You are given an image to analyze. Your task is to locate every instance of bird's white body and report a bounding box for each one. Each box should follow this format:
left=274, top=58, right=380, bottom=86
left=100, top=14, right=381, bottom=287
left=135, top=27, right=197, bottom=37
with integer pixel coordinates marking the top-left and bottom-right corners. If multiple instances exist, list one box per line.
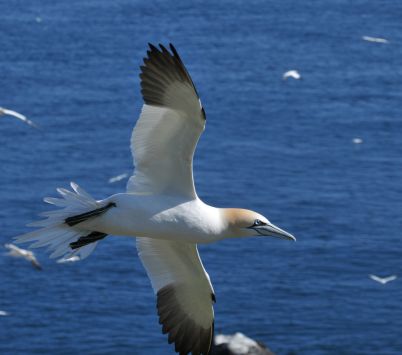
left=84, top=194, right=224, bottom=243
left=14, top=44, right=294, bottom=355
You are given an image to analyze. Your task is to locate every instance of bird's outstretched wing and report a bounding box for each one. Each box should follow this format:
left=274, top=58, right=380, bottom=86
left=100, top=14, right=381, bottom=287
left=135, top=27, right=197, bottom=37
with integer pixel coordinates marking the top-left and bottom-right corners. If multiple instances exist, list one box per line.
left=369, top=274, right=384, bottom=283
left=137, top=238, right=214, bottom=355
left=29, top=257, right=42, bottom=270
left=383, top=275, right=397, bottom=283
left=127, top=43, right=206, bottom=198
left=0, top=107, right=38, bottom=128
left=369, top=274, right=397, bottom=284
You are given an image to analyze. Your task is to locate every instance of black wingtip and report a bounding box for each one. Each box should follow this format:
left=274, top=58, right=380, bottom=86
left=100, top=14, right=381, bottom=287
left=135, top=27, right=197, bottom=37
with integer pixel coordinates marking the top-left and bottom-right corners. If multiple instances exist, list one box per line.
left=158, top=43, right=169, bottom=54
left=169, top=43, right=179, bottom=58
left=140, top=42, right=205, bottom=117
left=148, top=42, right=158, bottom=52
left=70, top=231, right=108, bottom=250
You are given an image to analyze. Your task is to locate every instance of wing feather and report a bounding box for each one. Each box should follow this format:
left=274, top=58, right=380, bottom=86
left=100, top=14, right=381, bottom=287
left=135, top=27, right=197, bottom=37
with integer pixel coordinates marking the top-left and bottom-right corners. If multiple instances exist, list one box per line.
left=127, top=44, right=205, bottom=197
left=137, top=238, right=214, bottom=355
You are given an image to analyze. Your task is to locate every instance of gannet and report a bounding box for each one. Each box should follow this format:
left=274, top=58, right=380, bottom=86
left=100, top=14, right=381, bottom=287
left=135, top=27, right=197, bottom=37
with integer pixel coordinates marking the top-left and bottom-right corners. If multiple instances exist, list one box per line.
left=283, top=70, right=301, bottom=80
left=369, top=274, right=397, bottom=284
left=362, top=36, right=389, bottom=44
left=15, top=43, right=295, bottom=355
left=56, top=255, right=80, bottom=264
left=108, top=172, right=129, bottom=184
left=4, top=243, right=42, bottom=270
left=0, top=107, right=38, bottom=128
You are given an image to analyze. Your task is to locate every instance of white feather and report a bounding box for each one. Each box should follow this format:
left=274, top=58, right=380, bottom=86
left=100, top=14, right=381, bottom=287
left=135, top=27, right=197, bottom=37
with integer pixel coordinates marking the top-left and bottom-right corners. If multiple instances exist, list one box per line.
left=15, top=182, right=101, bottom=260
left=137, top=237, right=214, bottom=328
left=127, top=101, right=204, bottom=197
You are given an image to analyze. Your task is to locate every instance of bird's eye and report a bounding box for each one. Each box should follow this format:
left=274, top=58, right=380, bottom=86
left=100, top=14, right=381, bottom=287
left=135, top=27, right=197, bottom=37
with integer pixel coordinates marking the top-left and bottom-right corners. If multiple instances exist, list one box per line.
left=248, top=219, right=267, bottom=229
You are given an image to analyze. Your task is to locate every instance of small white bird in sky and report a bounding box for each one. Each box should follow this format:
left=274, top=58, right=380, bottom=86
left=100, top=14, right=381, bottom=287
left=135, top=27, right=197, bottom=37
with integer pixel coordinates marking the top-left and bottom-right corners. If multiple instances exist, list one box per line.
left=4, top=243, right=42, bottom=270
left=362, top=36, right=389, bottom=44
left=56, top=255, right=80, bottom=264
left=108, top=172, right=129, bottom=184
left=283, top=70, right=301, bottom=80
left=369, top=274, right=397, bottom=284
left=0, top=107, right=38, bottom=128
left=15, top=43, right=295, bottom=355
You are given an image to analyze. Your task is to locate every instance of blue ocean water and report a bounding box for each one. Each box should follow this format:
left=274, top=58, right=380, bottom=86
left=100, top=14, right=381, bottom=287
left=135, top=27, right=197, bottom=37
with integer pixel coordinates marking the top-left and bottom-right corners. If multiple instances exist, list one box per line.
left=1, top=0, right=402, bottom=354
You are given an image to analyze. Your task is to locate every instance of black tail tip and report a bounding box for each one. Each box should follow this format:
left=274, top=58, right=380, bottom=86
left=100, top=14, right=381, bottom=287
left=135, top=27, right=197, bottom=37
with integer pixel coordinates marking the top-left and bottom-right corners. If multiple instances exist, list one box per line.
left=70, top=232, right=108, bottom=250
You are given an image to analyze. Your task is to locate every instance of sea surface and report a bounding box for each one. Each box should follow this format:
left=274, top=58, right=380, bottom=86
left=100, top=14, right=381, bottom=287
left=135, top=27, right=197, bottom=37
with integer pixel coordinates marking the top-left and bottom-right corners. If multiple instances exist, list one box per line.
left=1, top=1, right=402, bottom=354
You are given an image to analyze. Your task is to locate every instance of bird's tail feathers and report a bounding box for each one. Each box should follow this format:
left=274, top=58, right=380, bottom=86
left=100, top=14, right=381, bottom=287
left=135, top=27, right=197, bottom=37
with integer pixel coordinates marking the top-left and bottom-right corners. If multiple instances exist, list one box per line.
left=14, top=182, right=105, bottom=260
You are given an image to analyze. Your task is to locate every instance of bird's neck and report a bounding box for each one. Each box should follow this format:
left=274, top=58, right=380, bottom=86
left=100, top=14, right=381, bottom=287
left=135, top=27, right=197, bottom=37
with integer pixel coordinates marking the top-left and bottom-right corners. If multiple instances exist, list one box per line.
left=216, top=208, right=255, bottom=239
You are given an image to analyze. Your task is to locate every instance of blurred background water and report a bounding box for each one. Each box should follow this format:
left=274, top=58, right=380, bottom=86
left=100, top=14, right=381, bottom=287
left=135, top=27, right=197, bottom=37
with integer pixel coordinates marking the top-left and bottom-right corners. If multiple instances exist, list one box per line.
left=1, top=0, right=402, bottom=354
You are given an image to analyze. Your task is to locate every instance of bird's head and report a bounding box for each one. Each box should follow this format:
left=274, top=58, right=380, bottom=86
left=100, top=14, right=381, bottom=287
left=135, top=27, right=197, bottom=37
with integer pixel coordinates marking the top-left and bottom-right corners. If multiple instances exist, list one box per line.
left=222, top=208, right=295, bottom=241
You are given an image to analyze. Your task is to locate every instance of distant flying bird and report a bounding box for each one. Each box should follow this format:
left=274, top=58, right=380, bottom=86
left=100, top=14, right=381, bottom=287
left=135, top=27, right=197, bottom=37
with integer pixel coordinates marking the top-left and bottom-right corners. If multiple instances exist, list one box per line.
left=108, top=173, right=129, bottom=184
left=0, top=310, right=9, bottom=316
left=57, top=255, right=80, bottom=264
left=352, top=137, right=363, bottom=144
left=362, top=36, right=389, bottom=44
left=15, top=43, right=295, bottom=355
left=369, top=274, right=397, bottom=284
left=283, top=70, right=301, bottom=80
left=0, top=107, right=38, bottom=128
left=4, top=243, right=42, bottom=270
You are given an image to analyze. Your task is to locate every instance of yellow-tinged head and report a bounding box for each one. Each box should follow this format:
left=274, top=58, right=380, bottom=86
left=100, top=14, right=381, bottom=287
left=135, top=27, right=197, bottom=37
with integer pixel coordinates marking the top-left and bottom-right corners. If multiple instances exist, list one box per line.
left=221, top=208, right=295, bottom=240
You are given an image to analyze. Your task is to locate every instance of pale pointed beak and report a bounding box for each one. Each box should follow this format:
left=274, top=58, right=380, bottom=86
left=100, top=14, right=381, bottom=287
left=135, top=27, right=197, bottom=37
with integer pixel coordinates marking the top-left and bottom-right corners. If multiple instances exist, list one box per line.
left=254, top=222, right=296, bottom=241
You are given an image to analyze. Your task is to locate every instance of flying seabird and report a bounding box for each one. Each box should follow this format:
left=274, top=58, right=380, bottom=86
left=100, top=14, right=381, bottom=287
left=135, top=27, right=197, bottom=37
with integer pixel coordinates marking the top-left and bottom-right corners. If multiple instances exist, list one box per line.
left=108, top=172, right=129, bottom=184
left=362, top=36, right=389, bottom=44
left=4, top=243, right=42, bottom=270
left=56, top=255, right=80, bottom=264
left=369, top=274, right=397, bottom=285
left=283, top=70, right=301, bottom=80
left=15, top=43, right=295, bottom=355
left=0, top=107, right=38, bottom=128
